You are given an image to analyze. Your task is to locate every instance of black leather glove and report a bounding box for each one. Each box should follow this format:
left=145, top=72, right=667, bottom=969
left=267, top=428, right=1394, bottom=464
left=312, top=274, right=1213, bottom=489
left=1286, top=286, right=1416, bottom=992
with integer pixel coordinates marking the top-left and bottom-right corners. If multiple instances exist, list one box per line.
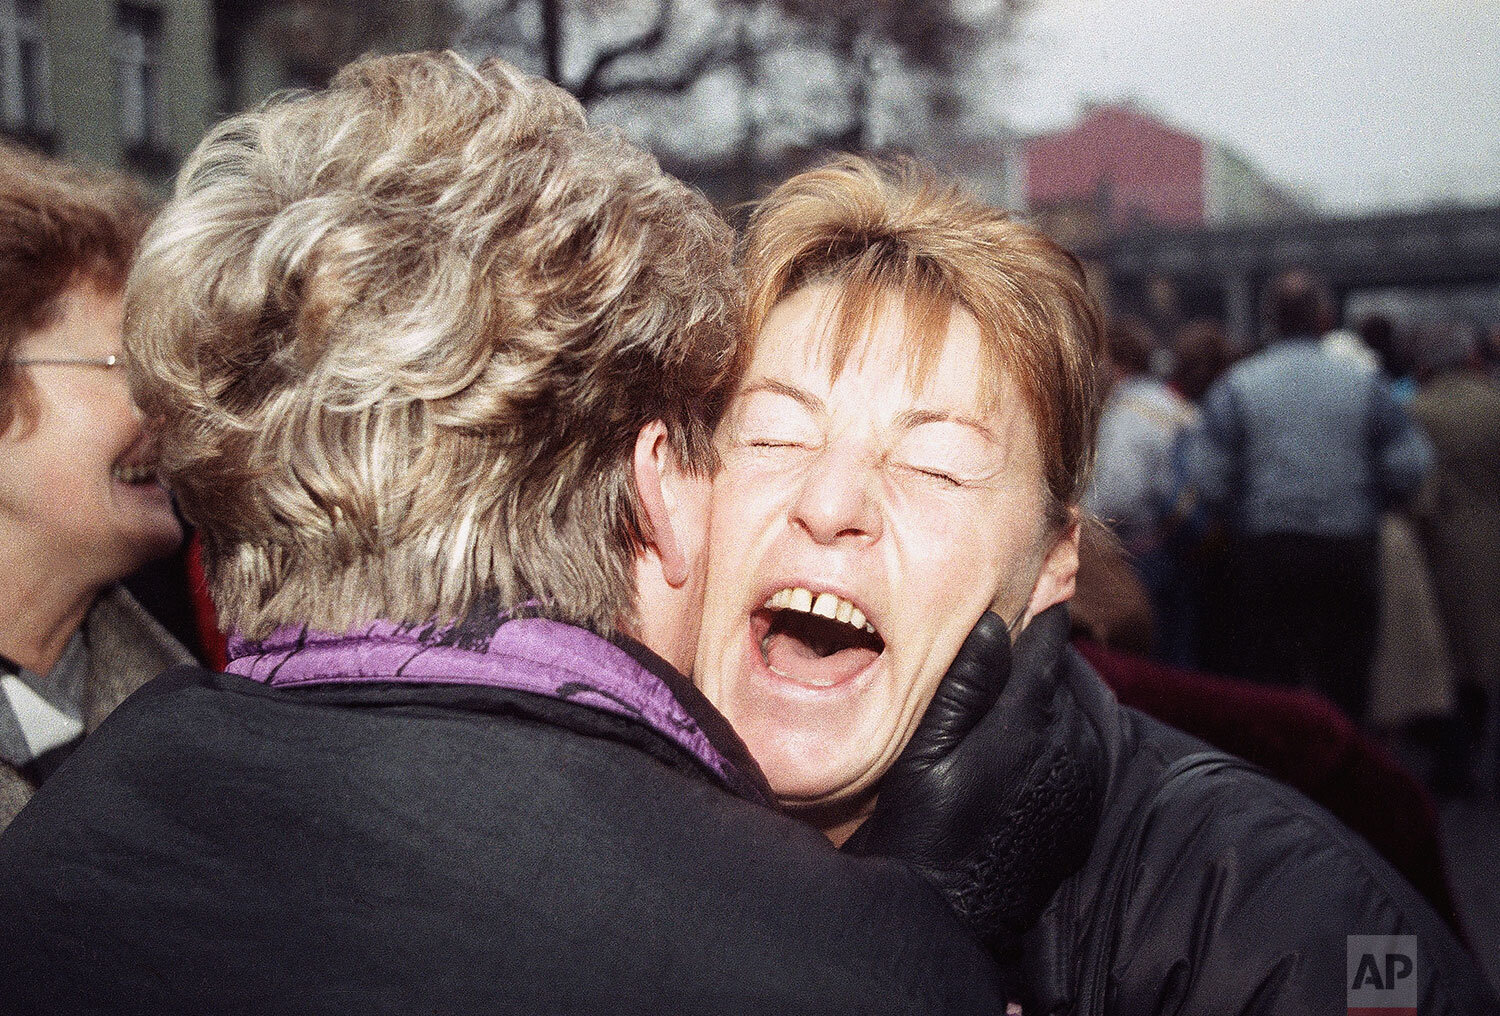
left=844, top=604, right=1102, bottom=962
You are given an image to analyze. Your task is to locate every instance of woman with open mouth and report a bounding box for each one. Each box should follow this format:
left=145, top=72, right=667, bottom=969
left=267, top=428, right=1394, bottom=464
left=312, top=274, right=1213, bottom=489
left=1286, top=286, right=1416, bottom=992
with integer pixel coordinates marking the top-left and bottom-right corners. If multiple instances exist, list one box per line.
left=693, top=158, right=1088, bottom=846
left=691, top=157, right=1496, bottom=1014
left=0, top=144, right=190, bottom=830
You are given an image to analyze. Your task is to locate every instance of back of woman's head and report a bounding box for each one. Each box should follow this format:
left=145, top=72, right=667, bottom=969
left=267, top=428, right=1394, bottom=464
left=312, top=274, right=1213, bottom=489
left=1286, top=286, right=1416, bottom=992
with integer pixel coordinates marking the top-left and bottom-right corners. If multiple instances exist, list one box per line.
left=1169, top=318, right=1231, bottom=402
left=1103, top=315, right=1156, bottom=377
left=0, top=143, right=151, bottom=436
left=127, top=51, right=742, bottom=638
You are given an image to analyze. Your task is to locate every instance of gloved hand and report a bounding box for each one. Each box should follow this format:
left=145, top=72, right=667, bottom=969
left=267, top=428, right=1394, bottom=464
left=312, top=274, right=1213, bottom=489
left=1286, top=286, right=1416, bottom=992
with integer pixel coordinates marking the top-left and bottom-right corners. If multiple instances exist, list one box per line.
left=843, top=604, right=1102, bottom=961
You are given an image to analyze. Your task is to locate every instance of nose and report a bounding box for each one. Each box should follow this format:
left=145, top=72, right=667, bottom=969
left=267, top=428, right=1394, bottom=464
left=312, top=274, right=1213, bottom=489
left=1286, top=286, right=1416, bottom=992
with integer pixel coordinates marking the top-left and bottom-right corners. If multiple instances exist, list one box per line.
left=789, top=446, right=882, bottom=545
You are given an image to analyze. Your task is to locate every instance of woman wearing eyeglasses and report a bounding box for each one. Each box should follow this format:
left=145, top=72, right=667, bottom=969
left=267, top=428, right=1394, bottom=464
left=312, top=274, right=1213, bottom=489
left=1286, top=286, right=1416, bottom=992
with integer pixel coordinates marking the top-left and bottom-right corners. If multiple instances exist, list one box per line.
left=0, top=143, right=189, bottom=829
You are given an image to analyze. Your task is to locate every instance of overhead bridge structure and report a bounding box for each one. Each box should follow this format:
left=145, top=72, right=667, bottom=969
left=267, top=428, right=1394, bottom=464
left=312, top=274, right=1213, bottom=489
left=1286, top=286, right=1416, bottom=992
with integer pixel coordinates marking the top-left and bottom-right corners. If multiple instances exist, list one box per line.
left=1089, top=203, right=1500, bottom=339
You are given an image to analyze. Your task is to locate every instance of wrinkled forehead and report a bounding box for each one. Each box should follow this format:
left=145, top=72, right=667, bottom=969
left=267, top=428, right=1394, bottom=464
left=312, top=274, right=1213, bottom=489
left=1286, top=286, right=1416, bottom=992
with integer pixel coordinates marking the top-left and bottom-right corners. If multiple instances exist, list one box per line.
left=745, top=280, right=1008, bottom=416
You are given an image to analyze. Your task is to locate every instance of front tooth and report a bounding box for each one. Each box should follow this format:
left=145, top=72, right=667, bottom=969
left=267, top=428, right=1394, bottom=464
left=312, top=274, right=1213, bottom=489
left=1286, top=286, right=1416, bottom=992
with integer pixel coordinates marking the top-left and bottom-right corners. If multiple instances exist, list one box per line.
left=849, top=607, right=866, bottom=631
left=789, top=587, right=813, bottom=613
left=811, top=592, right=838, bottom=618
left=835, top=599, right=853, bottom=623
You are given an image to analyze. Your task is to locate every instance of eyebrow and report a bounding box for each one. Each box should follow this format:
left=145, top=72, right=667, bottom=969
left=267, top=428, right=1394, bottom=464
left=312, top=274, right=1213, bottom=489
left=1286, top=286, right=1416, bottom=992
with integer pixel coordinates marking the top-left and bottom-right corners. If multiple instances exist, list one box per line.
left=737, top=378, right=824, bottom=414
left=740, top=379, right=999, bottom=441
left=894, top=408, right=999, bottom=442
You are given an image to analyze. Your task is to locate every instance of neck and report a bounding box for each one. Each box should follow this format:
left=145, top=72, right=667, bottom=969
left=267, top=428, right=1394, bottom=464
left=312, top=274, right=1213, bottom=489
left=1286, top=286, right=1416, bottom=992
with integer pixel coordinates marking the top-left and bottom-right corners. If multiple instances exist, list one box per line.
left=0, top=536, right=100, bottom=673
left=627, top=568, right=698, bottom=677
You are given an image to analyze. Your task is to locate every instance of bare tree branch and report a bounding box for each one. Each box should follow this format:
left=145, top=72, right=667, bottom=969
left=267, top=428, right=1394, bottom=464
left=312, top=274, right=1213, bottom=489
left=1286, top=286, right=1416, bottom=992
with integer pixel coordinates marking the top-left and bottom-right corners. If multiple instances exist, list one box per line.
left=456, top=0, right=1015, bottom=184
left=540, top=0, right=562, bottom=82
left=587, top=33, right=739, bottom=100
left=574, top=0, right=674, bottom=103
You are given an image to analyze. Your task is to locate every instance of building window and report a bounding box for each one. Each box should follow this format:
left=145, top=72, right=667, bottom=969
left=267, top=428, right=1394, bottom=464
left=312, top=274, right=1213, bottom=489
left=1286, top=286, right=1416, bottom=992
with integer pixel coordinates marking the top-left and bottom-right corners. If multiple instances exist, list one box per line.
left=113, top=3, right=167, bottom=155
left=0, top=0, right=55, bottom=144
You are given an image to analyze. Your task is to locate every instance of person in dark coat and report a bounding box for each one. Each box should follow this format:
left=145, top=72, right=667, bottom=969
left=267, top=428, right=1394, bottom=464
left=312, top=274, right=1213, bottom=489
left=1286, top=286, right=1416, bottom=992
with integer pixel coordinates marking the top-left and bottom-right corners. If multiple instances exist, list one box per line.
left=688, top=156, right=1498, bottom=1014
left=877, top=606, right=1498, bottom=1014
left=0, top=53, right=1011, bottom=1015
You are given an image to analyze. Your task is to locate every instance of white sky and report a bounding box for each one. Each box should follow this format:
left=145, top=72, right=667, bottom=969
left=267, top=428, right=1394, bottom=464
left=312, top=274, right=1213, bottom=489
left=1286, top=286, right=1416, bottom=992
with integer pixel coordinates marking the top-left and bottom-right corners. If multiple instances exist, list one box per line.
left=996, top=0, right=1500, bottom=214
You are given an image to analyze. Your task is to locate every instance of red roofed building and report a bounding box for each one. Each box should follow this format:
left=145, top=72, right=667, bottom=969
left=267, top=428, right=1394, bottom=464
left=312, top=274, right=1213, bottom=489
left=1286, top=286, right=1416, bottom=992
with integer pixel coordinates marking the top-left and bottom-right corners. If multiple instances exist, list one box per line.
left=1018, top=102, right=1300, bottom=236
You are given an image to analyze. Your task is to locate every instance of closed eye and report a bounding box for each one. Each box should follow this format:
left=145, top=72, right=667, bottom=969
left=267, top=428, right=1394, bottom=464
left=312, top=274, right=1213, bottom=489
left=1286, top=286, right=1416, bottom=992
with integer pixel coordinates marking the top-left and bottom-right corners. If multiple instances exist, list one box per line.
left=903, top=464, right=964, bottom=487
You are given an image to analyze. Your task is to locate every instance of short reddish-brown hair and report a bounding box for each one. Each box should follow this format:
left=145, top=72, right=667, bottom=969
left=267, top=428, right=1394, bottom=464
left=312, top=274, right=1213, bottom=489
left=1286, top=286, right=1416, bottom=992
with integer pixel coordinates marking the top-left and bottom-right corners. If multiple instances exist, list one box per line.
left=0, top=142, right=152, bottom=435
left=742, top=156, right=1104, bottom=525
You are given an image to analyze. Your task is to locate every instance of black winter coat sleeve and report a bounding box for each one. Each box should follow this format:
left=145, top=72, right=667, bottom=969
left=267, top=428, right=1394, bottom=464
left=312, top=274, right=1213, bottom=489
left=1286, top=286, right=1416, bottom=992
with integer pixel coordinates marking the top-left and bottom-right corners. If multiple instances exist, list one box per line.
left=1097, top=756, right=1496, bottom=1016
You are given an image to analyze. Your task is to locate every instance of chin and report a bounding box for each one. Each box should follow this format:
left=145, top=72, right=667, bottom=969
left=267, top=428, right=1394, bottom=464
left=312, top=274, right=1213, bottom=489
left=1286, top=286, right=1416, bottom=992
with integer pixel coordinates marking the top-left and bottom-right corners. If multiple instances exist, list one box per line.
left=718, top=636, right=888, bottom=806
left=748, top=733, right=863, bottom=804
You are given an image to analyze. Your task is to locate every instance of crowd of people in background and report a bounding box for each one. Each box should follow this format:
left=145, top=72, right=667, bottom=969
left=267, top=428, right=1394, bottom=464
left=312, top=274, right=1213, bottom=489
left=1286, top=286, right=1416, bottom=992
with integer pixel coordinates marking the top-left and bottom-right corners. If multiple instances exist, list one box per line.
left=1084, top=273, right=1500, bottom=800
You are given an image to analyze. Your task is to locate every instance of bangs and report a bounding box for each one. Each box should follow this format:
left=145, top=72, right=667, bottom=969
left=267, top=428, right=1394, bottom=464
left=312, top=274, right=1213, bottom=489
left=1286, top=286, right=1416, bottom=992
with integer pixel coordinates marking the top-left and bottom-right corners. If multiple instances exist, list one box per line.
left=769, top=248, right=1006, bottom=414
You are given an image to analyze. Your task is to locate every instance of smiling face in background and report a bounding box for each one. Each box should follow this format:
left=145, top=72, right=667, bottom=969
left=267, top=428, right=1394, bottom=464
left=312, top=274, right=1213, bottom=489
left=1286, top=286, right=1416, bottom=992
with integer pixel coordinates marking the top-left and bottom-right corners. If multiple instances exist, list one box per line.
left=0, top=281, right=182, bottom=585
left=694, top=282, right=1076, bottom=823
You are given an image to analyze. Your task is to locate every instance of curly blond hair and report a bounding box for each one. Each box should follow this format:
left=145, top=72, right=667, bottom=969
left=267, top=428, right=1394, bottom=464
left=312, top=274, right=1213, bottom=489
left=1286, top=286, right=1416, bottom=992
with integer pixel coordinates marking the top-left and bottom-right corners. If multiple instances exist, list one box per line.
left=126, top=51, right=742, bottom=638
left=742, top=156, right=1103, bottom=525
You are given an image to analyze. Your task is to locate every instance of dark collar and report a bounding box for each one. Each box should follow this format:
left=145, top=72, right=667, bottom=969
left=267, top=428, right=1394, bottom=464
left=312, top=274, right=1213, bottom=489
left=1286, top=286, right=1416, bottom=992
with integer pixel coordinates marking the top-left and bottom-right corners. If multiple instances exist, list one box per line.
left=611, top=635, right=774, bottom=804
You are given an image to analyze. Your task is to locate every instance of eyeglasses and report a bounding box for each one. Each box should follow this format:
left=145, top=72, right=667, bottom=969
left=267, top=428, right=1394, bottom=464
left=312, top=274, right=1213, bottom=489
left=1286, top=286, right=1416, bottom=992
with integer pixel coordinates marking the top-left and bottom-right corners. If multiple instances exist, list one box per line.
left=8, top=353, right=127, bottom=370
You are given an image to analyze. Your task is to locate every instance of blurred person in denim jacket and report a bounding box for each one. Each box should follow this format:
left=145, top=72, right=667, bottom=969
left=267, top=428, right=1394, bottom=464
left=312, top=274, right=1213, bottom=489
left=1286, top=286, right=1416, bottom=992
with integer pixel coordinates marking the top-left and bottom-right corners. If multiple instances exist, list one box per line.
left=1187, top=269, right=1431, bottom=720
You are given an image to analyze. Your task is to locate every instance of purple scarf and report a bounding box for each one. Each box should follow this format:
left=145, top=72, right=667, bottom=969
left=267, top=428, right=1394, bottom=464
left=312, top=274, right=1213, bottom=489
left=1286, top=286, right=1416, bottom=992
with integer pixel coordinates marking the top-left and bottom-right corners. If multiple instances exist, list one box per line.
left=226, top=615, right=768, bottom=803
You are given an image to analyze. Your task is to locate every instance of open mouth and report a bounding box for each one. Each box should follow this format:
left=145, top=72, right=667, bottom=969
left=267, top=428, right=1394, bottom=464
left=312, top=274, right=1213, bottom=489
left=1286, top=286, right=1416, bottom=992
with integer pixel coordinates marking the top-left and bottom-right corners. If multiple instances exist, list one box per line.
left=112, top=433, right=162, bottom=487
left=111, top=462, right=159, bottom=485
left=755, top=587, right=885, bottom=689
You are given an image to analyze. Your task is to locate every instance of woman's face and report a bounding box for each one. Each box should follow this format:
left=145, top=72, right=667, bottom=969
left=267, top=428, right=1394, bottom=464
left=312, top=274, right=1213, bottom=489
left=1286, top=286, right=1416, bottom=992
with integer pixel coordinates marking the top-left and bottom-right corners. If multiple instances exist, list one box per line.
left=695, top=283, right=1075, bottom=814
left=0, top=281, right=182, bottom=586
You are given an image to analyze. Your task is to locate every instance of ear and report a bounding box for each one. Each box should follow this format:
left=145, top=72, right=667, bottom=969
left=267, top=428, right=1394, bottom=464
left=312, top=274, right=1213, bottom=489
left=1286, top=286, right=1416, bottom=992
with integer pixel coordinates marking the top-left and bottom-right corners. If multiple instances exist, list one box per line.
left=1024, top=513, right=1080, bottom=626
left=633, top=420, right=689, bottom=587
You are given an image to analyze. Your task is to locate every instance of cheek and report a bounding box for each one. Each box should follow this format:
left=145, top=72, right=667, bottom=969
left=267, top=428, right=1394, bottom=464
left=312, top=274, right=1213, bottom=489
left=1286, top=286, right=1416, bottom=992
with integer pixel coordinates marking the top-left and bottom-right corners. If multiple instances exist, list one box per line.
left=20, top=403, right=138, bottom=526
left=886, top=496, right=1046, bottom=645
left=698, top=477, right=772, bottom=660
left=25, top=416, right=104, bottom=490
left=707, top=466, right=788, bottom=564
left=886, top=497, right=1008, bottom=600
left=39, top=387, right=136, bottom=463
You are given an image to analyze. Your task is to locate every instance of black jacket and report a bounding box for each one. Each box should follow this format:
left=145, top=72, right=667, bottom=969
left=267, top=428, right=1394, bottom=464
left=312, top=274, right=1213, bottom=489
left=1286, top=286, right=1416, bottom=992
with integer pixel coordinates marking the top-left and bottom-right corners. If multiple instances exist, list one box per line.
left=1019, top=619, right=1496, bottom=1014
left=0, top=651, right=1011, bottom=1014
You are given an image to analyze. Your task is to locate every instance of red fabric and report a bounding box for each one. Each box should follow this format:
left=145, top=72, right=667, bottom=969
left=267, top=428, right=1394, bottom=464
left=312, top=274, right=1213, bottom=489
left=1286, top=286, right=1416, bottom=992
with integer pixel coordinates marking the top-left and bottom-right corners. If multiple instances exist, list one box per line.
left=1075, top=638, right=1461, bottom=933
left=185, top=534, right=228, bottom=672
